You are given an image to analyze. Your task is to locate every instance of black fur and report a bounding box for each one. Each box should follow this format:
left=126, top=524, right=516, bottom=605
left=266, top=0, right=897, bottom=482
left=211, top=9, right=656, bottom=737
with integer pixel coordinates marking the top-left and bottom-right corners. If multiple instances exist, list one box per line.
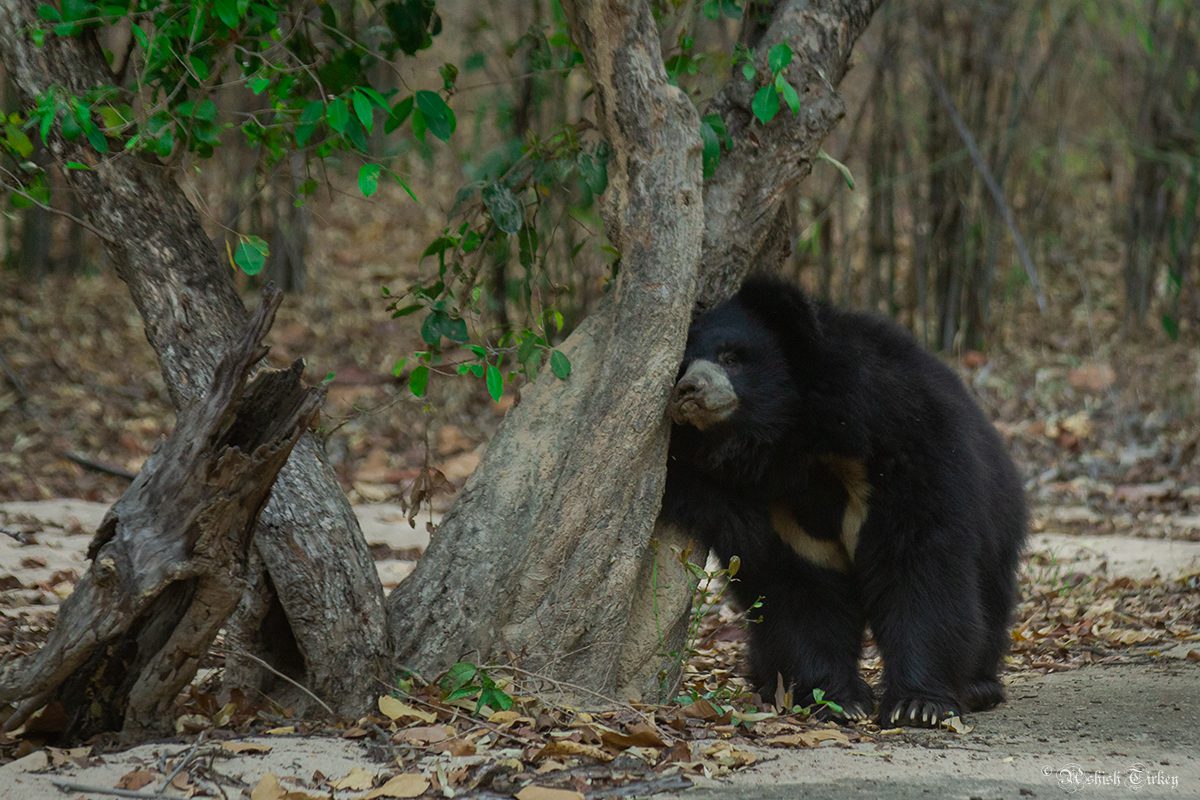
left=662, top=276, right=1026, bottom=727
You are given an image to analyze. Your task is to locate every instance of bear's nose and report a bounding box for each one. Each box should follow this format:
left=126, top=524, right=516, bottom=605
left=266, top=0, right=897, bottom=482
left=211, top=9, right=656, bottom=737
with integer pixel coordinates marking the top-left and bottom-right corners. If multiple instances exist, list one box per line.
left=672, top=370, right=716, bottom=403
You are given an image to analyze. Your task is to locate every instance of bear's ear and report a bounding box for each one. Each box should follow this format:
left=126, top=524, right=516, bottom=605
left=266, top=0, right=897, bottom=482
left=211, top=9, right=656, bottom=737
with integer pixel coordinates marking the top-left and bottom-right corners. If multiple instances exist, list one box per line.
left=735, top=273, right=823, bottom=350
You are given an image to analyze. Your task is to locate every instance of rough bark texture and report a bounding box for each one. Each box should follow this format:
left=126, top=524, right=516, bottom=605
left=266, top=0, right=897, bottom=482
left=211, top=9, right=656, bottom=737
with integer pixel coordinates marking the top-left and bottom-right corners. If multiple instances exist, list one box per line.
left=0, top=0, right=390, bottom=716
left=388, top=0, right=882, bottom=702
left=698, top=0, right=885, bottom=308
left=388, top=0, right=705, bottom=699
left=0, top=288, right=321, bottom=741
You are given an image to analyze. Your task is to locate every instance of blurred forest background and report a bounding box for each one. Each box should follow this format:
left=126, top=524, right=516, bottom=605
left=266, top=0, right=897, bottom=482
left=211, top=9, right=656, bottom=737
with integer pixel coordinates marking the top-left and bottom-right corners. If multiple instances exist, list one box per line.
left=1, top=0, right=1198, bottom=543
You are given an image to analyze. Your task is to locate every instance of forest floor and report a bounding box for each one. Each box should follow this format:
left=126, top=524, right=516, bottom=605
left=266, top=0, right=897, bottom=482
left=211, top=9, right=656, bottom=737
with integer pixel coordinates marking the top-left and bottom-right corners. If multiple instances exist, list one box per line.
left=1, top=178, right=1199, bottom=798
left=1, top=498, right=1198, bottom=799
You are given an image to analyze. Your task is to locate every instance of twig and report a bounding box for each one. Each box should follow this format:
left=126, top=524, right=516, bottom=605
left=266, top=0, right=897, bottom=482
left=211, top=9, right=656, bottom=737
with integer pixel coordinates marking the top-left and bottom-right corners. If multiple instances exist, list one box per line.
left=59, top=451, right=137, bottom=481
left=158, top=731, right=207, bottom=792
left=214, top=647, right=335, bottom=719
left=50, top=780, right=179, bottom=799
left=0, top=174, right=114, bottom=243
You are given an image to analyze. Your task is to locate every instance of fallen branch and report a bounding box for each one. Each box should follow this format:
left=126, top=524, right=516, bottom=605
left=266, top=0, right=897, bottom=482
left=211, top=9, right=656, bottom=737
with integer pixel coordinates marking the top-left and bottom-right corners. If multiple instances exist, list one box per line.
left=0, top=285, right=324, bottom=741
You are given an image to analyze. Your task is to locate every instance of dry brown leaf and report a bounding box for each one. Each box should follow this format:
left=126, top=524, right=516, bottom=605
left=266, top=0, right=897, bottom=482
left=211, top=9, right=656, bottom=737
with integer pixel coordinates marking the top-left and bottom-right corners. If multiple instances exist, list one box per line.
left=488, top=709, right=526, bottom=725
left=702, top=741, right=756, bottom=767
left=364, top=773, right=430, bottom=799
left=533, top=740, right=613, bottom=762
left=250, top=773, right=284, bottom=800
left=437, top=737, right=477, bottom=756
left=379, top=695, right=437, bottom=723
left=939, top=716, right=974, bottom=734
left=515, top=786, right=585, bottom=800
left=170, top=772, right=193, bottom=792
left=265, top=725, right=296, bottom=735
left=333, top=767, right=377, bottom=791
left=1068, top=363, right=1116, bottom=393
left=597, top=721, right=666, bottom=749
left=395, top=724, right=453, bottom=744
left=679, top=698, right=726, bottom=721
left=221, top=741, right=273, bottom=754
left=764, top=729, right=850, bottom=748
left=46, top=747, right=91, bottom=767
left=116, top=769, right=156, bottom=790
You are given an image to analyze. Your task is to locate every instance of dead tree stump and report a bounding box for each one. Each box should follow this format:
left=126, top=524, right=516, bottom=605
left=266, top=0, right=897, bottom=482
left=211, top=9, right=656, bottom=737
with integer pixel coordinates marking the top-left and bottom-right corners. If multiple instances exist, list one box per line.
left=0, top=286, right=324, bottom=741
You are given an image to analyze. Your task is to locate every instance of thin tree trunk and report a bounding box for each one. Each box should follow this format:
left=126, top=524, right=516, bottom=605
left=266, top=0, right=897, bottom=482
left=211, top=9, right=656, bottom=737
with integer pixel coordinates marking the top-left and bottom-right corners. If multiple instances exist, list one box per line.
left=0, top=0, right=390, bottom=717
left=388, top=0, right=883, bottom=702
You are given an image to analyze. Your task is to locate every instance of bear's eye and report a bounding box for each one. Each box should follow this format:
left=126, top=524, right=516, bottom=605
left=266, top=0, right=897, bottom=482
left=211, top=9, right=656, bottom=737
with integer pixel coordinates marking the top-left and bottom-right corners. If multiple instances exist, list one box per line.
left=717, top=350, right=740, bottom=367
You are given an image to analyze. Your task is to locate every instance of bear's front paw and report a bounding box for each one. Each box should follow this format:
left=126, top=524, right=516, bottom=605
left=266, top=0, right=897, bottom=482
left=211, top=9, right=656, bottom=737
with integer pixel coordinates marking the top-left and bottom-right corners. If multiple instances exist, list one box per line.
left=879, top=695, right=961, bottom=728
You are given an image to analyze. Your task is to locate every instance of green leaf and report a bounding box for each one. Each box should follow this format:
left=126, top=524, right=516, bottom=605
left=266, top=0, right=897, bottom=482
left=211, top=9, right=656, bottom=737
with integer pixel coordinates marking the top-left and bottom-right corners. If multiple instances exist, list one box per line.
left=352, top=89, right=374, bottom=133
left=699, top=119, right=720, bottom=179
left=767, top=42, right=793, bottom=74
left=214, top=0, right=240, bottom=28
left=485, top=364, right=503, bottom=402
left=391, top=357, right=407, bottom=377
left=777, top=76, right=801, bottom=115
left=393, top=173, right=418, bottom=202
left=442, top=661, right=478, bottom=694
left=414, top=90, right=455, bottom=141
left=248, top=76, right=270, bottom=95
left=36, top=3, right=61, bottom=21
left=751, top=85, right=779, bottom=124
left=326, top=97, right=349, bottom=134
left=576, top=151, right=608, bottom=195
left=479, top=685, right=513, bottom=712
left=4, top=125, right=33, bottom=159
left=64, top=161, right=90, bottom=170
left=386, top=96, right=414, bottom=133
left=233, top=235, right=269, bottom=275
left=358, top=163, right=382, bottom=197
left=741, top=61, right=756, bottom=81
left=391, top=304, right=423, bottom=318
left=550, top=350, right=571, bottom=380
left=482, top=182, right=523, bottom=234
left=408, top=364, right=430, bottom=397
left=816, top=149, right=855, bottom=189
left=1162, top=313, right=1180, bottom=341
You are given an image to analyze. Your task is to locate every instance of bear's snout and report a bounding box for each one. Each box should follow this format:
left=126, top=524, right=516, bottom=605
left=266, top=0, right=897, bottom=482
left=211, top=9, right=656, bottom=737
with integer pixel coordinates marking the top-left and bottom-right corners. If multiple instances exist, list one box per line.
left=669, top=359, right=739, bottom=430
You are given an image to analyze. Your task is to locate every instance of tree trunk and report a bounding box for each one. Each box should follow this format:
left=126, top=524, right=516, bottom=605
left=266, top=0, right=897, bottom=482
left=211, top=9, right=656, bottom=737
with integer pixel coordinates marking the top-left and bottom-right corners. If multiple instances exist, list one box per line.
left=389, top=0, right=705, bottom=700
left=388, top=0, right=882, bottom=702
left=0, top=288, right=322, bottom=741
left=0, top=0, right=389, bottom=717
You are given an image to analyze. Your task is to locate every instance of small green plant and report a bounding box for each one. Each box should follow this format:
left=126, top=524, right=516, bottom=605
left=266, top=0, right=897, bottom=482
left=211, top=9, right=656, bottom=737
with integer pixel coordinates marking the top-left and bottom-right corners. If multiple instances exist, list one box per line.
left=439, top=661, right=514, bottom=715
left=792, top=687, right=844, bottom=717
left=746, top=42, right=802, bottom=125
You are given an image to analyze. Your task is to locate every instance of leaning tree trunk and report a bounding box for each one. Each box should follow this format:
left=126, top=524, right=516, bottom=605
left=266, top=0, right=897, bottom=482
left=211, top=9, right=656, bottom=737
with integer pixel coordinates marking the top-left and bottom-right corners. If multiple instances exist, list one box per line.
left=0, top=0, right=389, bottom=716
left=0, top=288, right=322, bottom=741
left=388, top=0, right=882, bottom=701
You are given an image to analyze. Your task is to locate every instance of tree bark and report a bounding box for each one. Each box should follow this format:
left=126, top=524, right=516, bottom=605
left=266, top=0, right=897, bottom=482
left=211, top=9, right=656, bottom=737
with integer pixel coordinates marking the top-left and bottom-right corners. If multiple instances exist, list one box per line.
left=0, top=288, right=322, bottom=741
left=0, top=0, right=389, bottom=716
left=388, top=0, right=882, bottom=702
left=697, top=0, right=885, bottom=308
left=389, top=0, right=704, bottom=698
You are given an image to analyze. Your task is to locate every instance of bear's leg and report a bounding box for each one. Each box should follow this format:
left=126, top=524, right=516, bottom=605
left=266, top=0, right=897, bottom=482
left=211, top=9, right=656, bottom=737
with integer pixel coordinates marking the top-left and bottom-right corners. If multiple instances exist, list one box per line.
left=863, top=531, right=983, bottom=727
left=748, top=566, right=871, bottom=721
left=964, top=544, right=1020, bottom=711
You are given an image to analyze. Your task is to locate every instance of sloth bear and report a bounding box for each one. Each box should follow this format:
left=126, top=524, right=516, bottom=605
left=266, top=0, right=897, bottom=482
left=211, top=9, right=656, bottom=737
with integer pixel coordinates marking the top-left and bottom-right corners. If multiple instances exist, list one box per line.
left=662, top=275, right=1026, bottom=727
